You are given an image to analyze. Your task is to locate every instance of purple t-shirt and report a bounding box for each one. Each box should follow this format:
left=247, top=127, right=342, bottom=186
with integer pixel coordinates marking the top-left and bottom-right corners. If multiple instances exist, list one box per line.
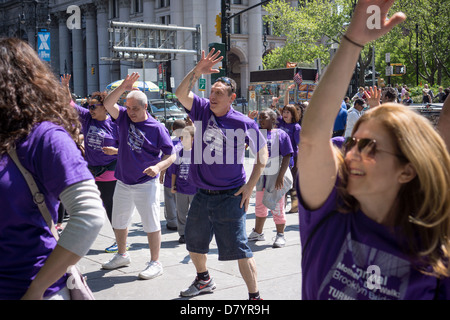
left=277, top=117, right=301, bottom=167
left=0, top=122, right=93, bottom=299
left=172, top=148, right=197, bottom=195
left=74, top=104, right=118, bottom=166
left=114, top=107, right=174, bottom=185
left=186, top=95, right=266, bottom=190
left=266, top=128, right=293, bottom=159
left=298, top=182, right=450, bottom=300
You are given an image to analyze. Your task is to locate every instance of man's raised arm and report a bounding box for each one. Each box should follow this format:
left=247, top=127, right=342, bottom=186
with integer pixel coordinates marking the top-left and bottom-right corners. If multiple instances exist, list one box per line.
left=103, top=73, right=140, bottom=119
left=175, top=49, right=223, bottom=111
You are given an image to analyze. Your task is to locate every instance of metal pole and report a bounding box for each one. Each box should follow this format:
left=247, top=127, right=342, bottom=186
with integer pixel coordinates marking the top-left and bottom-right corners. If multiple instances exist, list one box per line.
left=163, top=62, right=166, bottom=122
left=372, top=45, right=376, bottom=87
left=416, top=23, right=419, bottom=86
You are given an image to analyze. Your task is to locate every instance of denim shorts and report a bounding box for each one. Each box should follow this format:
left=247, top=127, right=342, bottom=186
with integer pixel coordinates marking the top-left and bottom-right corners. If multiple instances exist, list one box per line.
left=185, top=187, right=253, bottom=261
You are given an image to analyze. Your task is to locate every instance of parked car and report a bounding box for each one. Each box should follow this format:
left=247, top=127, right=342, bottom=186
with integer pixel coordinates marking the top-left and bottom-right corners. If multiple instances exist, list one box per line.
left=147, top=99, right=187, bottom=134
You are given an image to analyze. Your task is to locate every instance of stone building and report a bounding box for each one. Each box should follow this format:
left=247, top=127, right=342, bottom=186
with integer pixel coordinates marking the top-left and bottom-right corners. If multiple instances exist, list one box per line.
left=0, top=0, right=293, bottom=98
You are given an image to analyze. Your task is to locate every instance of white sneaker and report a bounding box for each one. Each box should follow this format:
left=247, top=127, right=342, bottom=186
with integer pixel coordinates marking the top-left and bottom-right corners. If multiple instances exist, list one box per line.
left=102, top=252, right=131, bottom=270
left=273, top=233, right=286, bottom=248
left=248, top=229, right=265, bottom=241
left=138, top=261, right=163, bottom=280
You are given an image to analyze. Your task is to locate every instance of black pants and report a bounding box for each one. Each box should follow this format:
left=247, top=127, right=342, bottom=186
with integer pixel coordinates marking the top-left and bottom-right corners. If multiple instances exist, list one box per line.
left=96, top=180, right=117, bottom=224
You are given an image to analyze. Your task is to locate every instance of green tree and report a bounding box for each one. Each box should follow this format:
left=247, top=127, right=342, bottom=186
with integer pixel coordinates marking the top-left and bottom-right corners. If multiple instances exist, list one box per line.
left=382, top=0, right=450, bottom=86
left=263, top=0, right=375, bottom=87
left=263, top=0, right=449, bottom=87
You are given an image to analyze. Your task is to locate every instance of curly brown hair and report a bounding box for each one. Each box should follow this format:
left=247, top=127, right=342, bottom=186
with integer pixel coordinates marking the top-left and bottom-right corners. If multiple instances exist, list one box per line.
left=89, top=91, right=108, bottom=104
left=0, top=38, right=82, bottom=155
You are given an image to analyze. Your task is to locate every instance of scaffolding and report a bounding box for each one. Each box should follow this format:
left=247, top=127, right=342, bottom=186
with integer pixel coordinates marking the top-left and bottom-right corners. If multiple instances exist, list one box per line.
left=108, top=21, right=202, bottom=62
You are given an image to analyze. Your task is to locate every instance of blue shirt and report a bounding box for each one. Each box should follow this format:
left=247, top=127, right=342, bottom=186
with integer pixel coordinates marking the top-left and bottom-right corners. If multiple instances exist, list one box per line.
left=333, top=101, right=348, bottom=132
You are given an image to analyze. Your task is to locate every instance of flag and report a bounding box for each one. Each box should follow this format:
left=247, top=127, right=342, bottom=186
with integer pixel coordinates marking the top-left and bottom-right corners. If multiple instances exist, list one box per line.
left=294, top=70, right=303, bottom=85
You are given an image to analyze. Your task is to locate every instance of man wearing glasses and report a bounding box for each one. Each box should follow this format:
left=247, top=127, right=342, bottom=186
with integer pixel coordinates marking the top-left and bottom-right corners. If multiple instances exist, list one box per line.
left=175, top=49, right=268, bottom=300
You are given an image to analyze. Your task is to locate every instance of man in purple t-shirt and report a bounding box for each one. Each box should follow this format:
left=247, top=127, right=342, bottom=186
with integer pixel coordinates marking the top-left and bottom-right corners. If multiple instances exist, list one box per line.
left=101, top=73, right=176, bottom=280
left=175, top=49, right=268, bottom=300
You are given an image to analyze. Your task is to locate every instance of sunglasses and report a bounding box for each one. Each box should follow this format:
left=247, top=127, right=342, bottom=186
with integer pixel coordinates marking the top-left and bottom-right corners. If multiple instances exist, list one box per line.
left=215, top=77, right=235, bottom=92
left=88, top=104, right=103, bottom=110
left=343, top=137, right=404, bottom=159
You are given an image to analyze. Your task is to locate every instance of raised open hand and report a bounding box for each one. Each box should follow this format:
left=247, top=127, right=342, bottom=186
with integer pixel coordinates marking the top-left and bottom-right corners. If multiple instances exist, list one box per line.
left=247, top=110, right=258, bottom=120
left=194, top=49, right=224, bottom=75
left=121, top=72, right=140, bottom=92
left=61, top=74, right=71, bottom=87
left=345, top=0, right=406, bottom=47
left=365, top=85, right=381, bottom=109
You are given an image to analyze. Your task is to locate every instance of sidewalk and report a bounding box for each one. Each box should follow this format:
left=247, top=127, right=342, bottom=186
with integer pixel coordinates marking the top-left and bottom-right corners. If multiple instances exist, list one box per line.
left=77, top=161, right=302, bottom=301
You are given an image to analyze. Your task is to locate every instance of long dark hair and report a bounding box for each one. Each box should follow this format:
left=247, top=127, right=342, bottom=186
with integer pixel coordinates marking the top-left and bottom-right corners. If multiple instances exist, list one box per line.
left=0, top=38, right=82, bottom=154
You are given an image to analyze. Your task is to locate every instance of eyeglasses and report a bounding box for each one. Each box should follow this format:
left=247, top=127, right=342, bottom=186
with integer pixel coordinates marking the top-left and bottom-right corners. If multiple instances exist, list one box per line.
left=88, top=104, right=103, bottom=110
left=343, top=137, right=404, bottom=159
left=215, top=77, right=235, bottom=92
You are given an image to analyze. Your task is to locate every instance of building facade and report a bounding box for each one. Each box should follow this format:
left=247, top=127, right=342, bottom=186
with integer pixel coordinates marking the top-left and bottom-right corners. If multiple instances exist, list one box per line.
left=1, top=0, right=292, bottom=99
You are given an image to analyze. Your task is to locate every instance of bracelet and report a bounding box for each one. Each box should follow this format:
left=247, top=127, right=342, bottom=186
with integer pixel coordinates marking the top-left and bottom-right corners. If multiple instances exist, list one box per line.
left=342, top=34, right=364, bottom=49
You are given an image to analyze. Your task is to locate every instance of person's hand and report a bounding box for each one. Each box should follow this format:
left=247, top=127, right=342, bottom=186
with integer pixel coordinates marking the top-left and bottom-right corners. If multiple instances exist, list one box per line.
left=171, top=186, right=177, bottom=194
left=272, top=96, right=280, bottom=104
left=159, top=170, right=166, bottom=184
left=275, top=174, right=284, bottom=190
left=102, top=146, right=118, bottom=155
left=365, top=86, right=381, bottom=108
left=121, top=72, right=140, bottom=92
left=61, top=74, right=71, bottom=87
left=143, top=165, right=160, bottom=177
left=247, top=110, right=258, bottom=119
left=345, top=0, right=406, bottom=46
left=194, top=49, right=224, bottom=75
left=234, top=184, right=253, bottom=212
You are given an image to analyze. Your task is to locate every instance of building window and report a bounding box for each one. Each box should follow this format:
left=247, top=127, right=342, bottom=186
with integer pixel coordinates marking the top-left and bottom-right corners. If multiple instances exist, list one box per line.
left=159, top=15, right=170, bottom=25
left=133, top=0, right=143, bottom=13
left=109, top=0, right=119, bottom=19
left=160, top=0, right=170, bottom=8
left=233, top=16, right=241, bottom=34
left=233, top=0, right=242, bottom=4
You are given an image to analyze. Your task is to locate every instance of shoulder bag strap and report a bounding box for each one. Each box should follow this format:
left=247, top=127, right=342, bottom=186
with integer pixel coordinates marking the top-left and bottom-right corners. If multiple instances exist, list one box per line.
left=7, top=147, right=60, bottom=240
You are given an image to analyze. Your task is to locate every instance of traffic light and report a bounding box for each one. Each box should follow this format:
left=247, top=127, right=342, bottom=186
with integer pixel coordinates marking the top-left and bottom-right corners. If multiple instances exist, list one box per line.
left=391, top=63, right=406, bottom=76
left=215, top=14, right=222, bottom=37
left=394, top=65, right=406, bottom=75
left=91, top=67, right=95, bottom=75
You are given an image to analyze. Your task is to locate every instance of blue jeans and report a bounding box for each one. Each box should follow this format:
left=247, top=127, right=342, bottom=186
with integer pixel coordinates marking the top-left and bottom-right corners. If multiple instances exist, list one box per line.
left=185, top=187, right=253, bottom=261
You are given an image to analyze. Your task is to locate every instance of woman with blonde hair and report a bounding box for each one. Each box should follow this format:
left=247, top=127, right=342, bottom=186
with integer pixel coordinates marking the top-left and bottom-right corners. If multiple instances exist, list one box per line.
left=298, top=0, right=450, bottom=300
left=0, top=38, right=104, bottom=299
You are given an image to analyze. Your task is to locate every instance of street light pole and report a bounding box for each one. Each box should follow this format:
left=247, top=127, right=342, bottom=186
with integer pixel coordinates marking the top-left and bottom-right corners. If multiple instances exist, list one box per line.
left=416, top=23, right=419, bottom=86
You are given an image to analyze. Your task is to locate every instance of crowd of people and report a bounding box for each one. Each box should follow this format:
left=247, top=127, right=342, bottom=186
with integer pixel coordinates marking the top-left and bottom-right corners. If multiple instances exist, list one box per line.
left=1, top=0, right=450, bottom=301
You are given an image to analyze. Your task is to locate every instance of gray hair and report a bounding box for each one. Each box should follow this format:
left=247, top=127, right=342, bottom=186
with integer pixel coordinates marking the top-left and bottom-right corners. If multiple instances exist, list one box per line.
left=126, top=90, right=147, bottom=107
left=260, top=108, right=277, bottom=122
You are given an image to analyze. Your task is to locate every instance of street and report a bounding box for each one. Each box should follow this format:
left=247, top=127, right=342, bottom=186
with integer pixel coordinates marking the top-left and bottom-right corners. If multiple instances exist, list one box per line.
left=76, top=160, right=303, bottom=301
